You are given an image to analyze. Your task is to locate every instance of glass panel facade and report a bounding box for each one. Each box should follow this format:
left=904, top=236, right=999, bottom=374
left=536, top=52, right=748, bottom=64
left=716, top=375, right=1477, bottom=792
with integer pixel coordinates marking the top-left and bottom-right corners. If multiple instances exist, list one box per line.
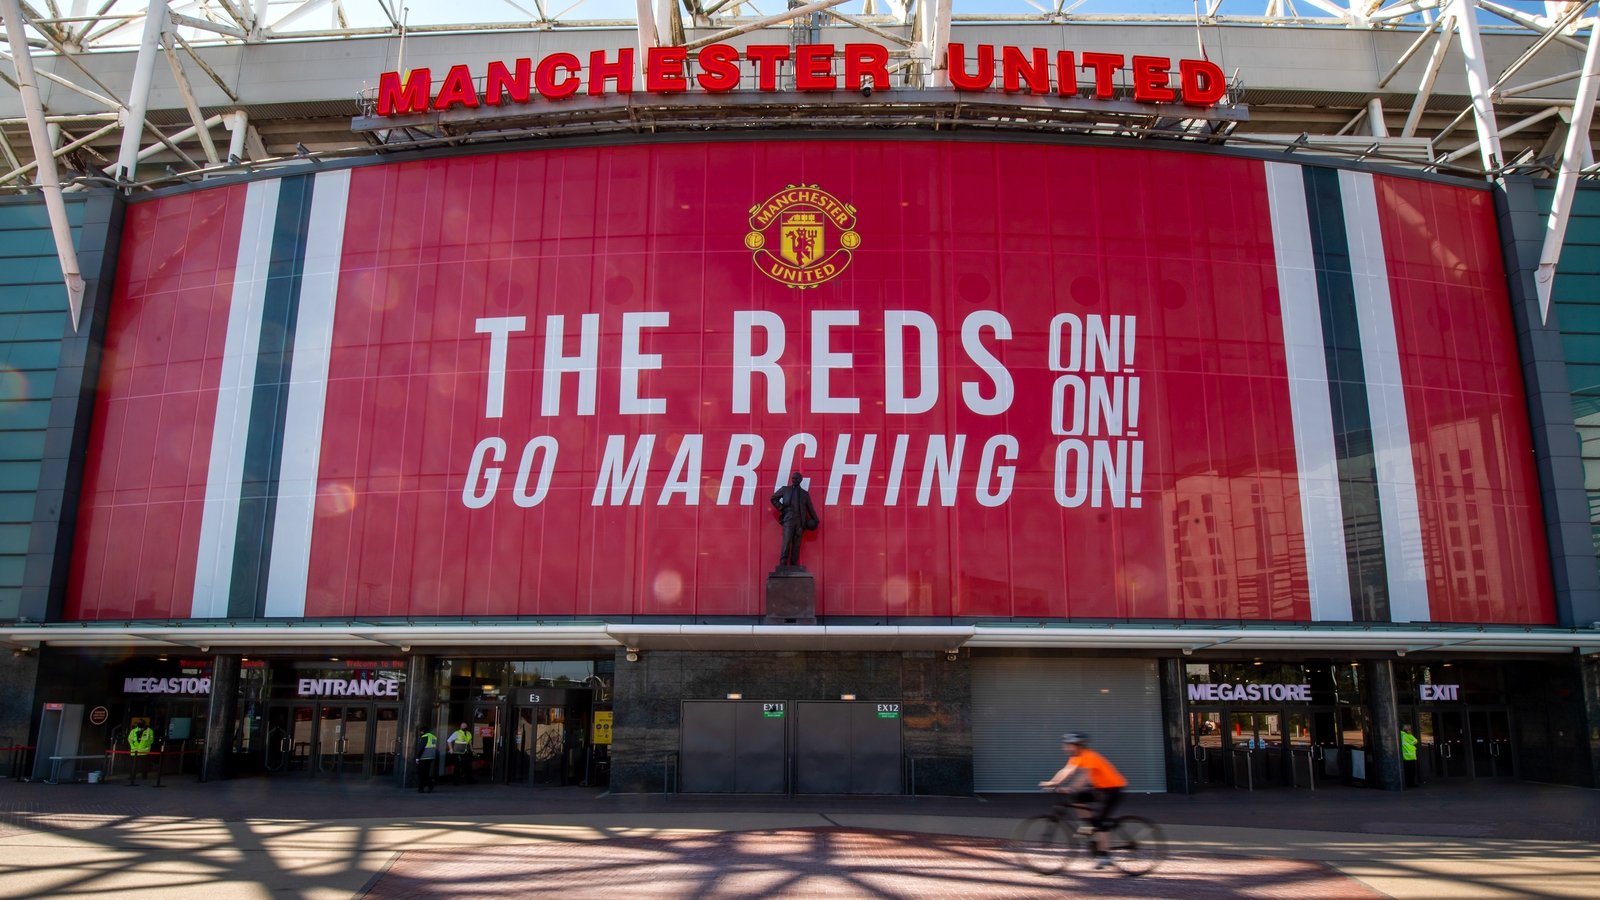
left=1548, top=184, right=1600, bottom=581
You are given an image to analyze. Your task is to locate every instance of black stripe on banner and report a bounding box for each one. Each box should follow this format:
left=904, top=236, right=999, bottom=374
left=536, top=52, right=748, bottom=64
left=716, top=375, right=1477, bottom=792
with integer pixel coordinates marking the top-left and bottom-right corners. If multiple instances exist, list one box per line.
left=228, top=174, right=316, bottom=619
left=1301, top=167, right=1391, bottom=623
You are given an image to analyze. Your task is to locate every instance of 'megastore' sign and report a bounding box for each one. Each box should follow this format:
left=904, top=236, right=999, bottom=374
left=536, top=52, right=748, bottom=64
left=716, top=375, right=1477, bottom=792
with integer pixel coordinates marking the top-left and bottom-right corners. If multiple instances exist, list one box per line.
left=375, top=42, right=1228, bottom=116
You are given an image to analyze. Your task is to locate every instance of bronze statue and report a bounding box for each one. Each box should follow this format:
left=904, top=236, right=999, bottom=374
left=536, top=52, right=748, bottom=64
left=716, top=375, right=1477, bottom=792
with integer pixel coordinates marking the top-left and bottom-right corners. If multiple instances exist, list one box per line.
left=770, top=472, right=820, bottom=567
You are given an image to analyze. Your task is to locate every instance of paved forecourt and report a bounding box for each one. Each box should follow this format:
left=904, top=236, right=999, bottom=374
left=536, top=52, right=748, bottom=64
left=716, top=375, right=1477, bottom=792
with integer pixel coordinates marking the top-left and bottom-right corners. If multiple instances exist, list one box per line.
left=0, top=781, right=1596, bottom=898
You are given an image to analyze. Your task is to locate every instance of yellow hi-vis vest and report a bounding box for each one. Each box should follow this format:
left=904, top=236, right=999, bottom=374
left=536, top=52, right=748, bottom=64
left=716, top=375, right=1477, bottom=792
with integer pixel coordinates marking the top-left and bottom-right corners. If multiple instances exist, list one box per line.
left=449, top=729, right=472, bottom=754
left=1400, top=731, right=1418, bottom=761
left=128, top=726, right=154, bottom=756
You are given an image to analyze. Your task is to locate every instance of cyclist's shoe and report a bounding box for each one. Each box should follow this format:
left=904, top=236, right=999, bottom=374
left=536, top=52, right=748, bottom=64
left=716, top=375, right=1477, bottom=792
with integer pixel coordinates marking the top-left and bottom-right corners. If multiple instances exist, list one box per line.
left=1093, top=857, right=1111, bottom=870
left=1076, top=826, right=1095, bottom=837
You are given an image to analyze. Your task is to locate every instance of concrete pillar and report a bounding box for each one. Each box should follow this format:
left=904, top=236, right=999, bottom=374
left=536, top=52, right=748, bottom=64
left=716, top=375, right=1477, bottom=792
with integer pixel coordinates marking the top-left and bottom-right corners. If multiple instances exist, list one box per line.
left=1583, top=655, right=1600, bottom=789
left=400, top=654, right=434, bottom=788
left=1368, top=659, right=1404, bottom=791
left=0, top=649, right=40, bottom=775
left=1157, top=658, right=1191, bottom=794
left=200, top=654, right=239, bottom=782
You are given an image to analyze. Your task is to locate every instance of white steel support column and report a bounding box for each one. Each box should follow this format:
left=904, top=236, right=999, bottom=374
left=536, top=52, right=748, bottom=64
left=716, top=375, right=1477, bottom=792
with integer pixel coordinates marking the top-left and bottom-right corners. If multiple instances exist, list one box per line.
left=225, top=109, right=248, bottom=161
left=656, top=0, right=679, bottom=46
left=1536, top=21, right=1600, bottom=321
left=684, top=0, right=850, bottom=50
left=636, top=0, right=659, bottom=50
left=101, top=113, right=224, bottom=174
left=251, top=0, right=270, bottom=40
left=1368, top=97, right=1390, bottom=136
left=916, top=0, right=935, bottom=85
left=114, top=0, right=168, bottom=182
left=930, top=0, right=951, bottom=86
left=636, top=0, right=658, bottom=81
left=0, top=0, right=87, bottom=328
left=1451, top=0, right=1505, bottom=169
left=162, top=33, right=219, bottom=164
left=1403, top=17, right=1456, bottom=138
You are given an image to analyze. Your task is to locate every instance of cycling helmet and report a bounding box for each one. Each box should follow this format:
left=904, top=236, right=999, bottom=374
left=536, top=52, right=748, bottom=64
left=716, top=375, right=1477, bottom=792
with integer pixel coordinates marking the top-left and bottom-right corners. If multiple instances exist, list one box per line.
left=1060, top=732, right=1089, bottom=745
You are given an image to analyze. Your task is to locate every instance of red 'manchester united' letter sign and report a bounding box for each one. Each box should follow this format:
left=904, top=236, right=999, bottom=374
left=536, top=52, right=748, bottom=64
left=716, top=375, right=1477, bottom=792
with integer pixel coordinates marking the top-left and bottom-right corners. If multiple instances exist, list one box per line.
left=374, top=42, right=1228, bottom=116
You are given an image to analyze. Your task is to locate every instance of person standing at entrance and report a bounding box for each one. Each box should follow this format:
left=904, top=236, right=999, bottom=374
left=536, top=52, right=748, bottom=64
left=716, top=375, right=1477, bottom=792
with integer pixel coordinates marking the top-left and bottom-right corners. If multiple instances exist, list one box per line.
left=417, top=727, right=438, bottom=793
left=126, top=722, right=154, bottom=785
left=448, top=722, right=475, bottom=785
left=1400, top=724, right=1420, bottom=787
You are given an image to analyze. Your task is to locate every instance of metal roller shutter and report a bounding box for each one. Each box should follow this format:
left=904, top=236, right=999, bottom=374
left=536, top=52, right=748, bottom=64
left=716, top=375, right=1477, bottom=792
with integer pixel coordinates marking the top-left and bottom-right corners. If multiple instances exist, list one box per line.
left=972, top=657, right=1166, bottom=792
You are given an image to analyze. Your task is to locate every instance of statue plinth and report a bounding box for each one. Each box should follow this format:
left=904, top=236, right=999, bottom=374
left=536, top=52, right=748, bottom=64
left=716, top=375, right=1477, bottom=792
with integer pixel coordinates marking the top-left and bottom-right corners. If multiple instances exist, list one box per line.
left=764, top=566, right=816, bottom=624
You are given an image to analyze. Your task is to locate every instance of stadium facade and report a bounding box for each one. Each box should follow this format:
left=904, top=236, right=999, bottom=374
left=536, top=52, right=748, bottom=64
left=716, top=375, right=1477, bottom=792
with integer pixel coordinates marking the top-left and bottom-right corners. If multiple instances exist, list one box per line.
left=0, top=3, right=1598, bottom=796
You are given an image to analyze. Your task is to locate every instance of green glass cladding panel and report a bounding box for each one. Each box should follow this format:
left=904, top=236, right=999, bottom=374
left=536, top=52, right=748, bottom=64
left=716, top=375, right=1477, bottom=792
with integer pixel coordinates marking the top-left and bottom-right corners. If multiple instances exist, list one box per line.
left=1549, top=184, right=1600, bottom=585
left=0, top=197, right=79, bottom=621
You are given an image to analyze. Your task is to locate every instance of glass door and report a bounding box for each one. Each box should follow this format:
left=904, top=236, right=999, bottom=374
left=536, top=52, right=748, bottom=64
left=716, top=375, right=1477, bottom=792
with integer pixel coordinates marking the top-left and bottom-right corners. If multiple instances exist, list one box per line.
left=316, top=706, right=345, bottom=775
left=341, top=706, right=370, bottom=776
left=287, top=705, right=315, bottom=774
left=1416, top=710, right=1438, bottom=781
left=1437, top=709, right=1470, bottom=777
left=535, top=706, right=567, bottom=785
left=471, top=704, right=503, bottom=783
left=513, top=705, right=570, bottom=785
left=373, top=706, right=401, bottom=777
left=1313, top=709, right=1340, bottom=778
left=1286, top=711, right=1316, bottom=788
left=1469, top=709, right=1514, bottom=778
left=1223, top=711, right=1262, bottom=788
left=513, top=706, right=536, bottom=784
left=1187, top=710, right=1224, bottom=787
left=264, top=706, right=291, bottom=773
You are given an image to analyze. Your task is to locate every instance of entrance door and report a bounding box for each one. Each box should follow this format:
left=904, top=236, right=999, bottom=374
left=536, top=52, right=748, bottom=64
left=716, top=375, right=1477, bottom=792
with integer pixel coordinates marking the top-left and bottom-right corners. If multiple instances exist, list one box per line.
left=1469, top=709, right=1514, bottom=778
left=512, top=705, right=569, bottom=785
left=315, top=706, right=346, bottom=774
left=373, top=706, right=401, bottom=776
left=1187, top=710, right=1224, bottom=786
left=471, top=704, right=504, bottom=783
left=265, top=703, right=395, bottom=778
left=264, top=705, right=315, bottom=773
left=1224, top=711, right=1268, bottom=788
left=1286, top=711, right=1317, bottom=788
left=288, top=705, right=315, bottom=773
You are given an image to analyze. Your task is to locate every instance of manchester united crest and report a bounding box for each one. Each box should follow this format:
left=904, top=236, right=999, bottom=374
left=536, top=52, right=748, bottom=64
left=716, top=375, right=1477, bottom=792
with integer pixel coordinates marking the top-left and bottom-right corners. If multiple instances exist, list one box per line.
left=745, top=185, right=860, bottom=289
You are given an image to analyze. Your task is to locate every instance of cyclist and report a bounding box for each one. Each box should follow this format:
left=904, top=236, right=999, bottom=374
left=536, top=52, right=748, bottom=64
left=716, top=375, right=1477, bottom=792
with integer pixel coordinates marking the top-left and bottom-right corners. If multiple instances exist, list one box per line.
left=1039, top=732, right=1128, bottom=869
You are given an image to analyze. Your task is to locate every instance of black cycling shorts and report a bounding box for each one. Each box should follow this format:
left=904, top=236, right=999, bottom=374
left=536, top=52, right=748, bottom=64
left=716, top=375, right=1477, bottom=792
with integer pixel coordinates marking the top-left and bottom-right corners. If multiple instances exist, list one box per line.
left=1075, top=787, right=1123, bottom=829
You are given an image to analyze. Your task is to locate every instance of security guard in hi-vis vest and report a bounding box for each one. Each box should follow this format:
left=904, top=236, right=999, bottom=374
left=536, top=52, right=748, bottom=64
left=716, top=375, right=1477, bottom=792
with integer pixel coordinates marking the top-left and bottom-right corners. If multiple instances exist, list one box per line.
left=127, top=721, right=154, bottom=784
left=417, top=727, right=439, bottom=793
left=447, top=723, right=475, bottom=785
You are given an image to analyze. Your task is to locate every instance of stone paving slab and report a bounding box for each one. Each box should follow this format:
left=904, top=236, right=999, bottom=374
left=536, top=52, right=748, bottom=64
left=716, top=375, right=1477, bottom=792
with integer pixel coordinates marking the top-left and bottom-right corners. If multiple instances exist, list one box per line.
left=364, top=828, right=1384, bottom=900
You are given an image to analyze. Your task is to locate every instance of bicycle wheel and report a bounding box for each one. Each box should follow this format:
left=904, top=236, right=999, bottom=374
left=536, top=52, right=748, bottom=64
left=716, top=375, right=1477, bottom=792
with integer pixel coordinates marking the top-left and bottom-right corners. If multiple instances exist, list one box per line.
left=1105, top=816, right=1165, bottom=876
left=1009, top=815, right=1078, bottom=874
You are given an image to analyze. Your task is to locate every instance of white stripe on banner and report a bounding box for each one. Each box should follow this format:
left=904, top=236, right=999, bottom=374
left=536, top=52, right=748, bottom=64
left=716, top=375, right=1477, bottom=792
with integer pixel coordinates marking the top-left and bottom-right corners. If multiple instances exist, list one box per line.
left=264, top=169, right=352, bottom=618
left=192, top=178, right=281, bottom=618
left=1264, top=162, right=1354, bottom=622
left=1339, top=171, right=1430, bottom=623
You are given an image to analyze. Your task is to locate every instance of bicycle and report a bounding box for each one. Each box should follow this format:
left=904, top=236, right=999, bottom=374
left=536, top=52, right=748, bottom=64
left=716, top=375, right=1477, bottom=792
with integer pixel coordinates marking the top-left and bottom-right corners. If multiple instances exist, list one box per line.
left=1008, top=796, right=1166, bottom=876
